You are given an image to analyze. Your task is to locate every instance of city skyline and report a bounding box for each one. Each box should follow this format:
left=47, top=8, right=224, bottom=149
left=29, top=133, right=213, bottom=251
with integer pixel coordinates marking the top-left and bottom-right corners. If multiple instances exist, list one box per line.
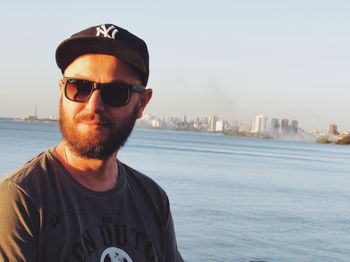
left=1, top=1, right=350, bottom=131
left=5, top=105, right=348, bottom=133
left=3, top=112, right=346, bottom=145
left=135, top=113, right=347, bottom=144
left=9, top=99, right=347, bottom=133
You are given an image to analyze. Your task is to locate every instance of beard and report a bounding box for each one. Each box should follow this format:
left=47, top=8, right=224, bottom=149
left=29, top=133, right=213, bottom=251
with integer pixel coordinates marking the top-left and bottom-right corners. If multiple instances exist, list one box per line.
left=59, top=99, right=138, bottom=160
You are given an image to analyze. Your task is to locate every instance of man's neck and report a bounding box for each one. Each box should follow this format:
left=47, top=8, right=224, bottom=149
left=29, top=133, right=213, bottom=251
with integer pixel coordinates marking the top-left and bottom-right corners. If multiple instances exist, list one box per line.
left=54, top=142, right=119, bottom=192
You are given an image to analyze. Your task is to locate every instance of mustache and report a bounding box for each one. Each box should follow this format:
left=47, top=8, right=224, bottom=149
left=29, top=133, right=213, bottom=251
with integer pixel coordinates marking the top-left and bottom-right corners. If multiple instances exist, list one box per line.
left=75, top=113, right=114, bottom=127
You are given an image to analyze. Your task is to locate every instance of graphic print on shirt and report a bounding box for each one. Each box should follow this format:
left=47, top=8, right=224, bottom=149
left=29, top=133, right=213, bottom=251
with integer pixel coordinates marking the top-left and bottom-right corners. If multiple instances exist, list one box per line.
left=61, top=220, right=156, bottom=261
left=100, top=247, right=132, bottom=262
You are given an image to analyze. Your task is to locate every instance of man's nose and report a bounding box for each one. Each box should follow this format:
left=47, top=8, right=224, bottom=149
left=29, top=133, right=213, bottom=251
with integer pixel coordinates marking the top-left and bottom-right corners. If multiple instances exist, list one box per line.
left=84, top=89, right=106, bottom=112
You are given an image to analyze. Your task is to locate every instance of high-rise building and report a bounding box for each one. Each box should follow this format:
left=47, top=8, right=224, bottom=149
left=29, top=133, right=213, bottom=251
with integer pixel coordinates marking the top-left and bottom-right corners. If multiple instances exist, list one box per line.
left=253, top=115, right=268, bottom=133
left=208, top=115, right=218, bottom=132
left=270, top=118, right=280, bottom=133
left=251, top=120, right=255, bottom=132
left=281, top=119, right=289, bottom=134
left=215, top=119, right=224, bottom=132
left=329, top=124, right=338, bottom=135
left=207, top=116, right=224, bottom=132
left=290, top=120, right=298, bottom=134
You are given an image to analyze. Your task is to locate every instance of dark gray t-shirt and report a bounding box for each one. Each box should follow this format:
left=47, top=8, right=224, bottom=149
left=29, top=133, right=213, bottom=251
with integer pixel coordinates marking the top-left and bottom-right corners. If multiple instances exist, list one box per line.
left=0, top=149, right=183, bottom=262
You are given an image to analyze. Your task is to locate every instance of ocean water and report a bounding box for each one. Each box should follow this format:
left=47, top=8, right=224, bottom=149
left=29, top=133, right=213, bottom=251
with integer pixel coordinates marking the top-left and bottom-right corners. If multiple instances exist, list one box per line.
left=0, top=119, right=349, bottom=262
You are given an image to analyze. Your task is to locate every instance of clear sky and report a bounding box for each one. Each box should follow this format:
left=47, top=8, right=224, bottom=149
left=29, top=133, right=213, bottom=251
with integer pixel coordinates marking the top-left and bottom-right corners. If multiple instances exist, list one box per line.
left=1, top=0, right=350, bottom=131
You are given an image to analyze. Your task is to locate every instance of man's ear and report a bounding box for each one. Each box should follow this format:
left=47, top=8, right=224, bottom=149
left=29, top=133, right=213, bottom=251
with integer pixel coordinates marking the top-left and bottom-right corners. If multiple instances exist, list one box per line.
left=59, top=80, right=64, bottom=93
left=137, top=89, right=153, bottom=119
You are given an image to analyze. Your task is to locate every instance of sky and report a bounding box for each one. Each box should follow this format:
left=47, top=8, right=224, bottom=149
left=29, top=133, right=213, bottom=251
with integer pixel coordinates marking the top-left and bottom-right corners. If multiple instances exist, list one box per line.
left=0, top=0, right=350, bottom=131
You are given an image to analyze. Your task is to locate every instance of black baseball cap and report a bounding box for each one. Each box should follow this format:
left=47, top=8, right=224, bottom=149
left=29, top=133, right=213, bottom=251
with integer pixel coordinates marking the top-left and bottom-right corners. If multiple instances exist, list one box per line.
left=55, top=23, right=149, bottom=85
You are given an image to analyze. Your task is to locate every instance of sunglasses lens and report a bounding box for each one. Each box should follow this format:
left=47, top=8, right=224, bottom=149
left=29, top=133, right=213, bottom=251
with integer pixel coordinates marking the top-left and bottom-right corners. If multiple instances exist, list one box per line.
left=65, top=80, right=92, bottom=102
left=101, top=84, right=130, bottom=107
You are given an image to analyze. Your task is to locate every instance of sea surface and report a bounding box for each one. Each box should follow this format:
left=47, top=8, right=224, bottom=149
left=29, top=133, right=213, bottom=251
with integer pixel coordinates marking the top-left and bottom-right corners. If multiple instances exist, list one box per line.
left=0, top=119, right=349, bottom=262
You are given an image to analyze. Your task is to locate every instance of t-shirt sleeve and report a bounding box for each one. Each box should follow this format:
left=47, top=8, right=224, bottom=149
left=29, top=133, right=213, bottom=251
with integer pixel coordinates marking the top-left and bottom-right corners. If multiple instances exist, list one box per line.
left=0, top=180, right=39, bottom=262
left=163, top=195, right=184, bottom=262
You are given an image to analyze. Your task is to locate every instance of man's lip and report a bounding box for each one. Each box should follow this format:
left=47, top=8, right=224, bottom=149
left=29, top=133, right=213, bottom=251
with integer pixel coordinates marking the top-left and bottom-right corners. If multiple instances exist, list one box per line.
left=75, top=114, right=113, bottom=127
left=79, top=121, right=108, bottom=127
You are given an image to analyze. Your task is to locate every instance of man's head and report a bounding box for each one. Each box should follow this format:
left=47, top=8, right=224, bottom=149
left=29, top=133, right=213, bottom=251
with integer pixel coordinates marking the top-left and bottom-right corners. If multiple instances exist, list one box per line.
left=55, top=24, right=152, bottom=160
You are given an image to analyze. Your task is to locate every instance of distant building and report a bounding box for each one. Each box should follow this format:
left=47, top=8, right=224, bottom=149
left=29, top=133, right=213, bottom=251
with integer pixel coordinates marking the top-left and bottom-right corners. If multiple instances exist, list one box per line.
left=270, top=118, right=280, bottom=134
left=239, top=123, right=249, bottom=132
left=193, top=118, right=200, bottom=129
left=251, top=120, right=255, bottom=133
left=181, top=115, right=187, bottom=123
left=141, top=114, right=152, bottom=121
left=206, top=116, right=225, bottom=132
left=215, top=119, right=224, bottom=132
left=228, top=126, right=239, bottom=133
left=21, top=115, right=38, bottom=121
left=253, top=115, right=268, bottom=133
left=281, top=119, right=289, bottom=134
left=290, top=120, right=298, bottom=134
left=329, top=124, right=338, bottom=135
left=151, top=119, right=160, bottom=128
left=208, top=115, right=216, bottom=132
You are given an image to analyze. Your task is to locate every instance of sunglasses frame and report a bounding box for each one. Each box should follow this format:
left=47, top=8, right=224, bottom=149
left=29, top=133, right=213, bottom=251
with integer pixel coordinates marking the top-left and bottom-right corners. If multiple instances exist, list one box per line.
left=62, top=77, right=146, bottom=107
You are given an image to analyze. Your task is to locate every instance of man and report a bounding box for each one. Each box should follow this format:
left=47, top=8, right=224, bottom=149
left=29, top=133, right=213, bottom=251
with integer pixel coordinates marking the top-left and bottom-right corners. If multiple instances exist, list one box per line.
left=0, top=24, right=183, bottom=262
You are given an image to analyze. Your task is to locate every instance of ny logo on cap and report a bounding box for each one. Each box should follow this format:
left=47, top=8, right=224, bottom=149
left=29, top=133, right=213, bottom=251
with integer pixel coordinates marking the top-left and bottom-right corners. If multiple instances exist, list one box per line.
left=96, top=24, right=118, bottom=39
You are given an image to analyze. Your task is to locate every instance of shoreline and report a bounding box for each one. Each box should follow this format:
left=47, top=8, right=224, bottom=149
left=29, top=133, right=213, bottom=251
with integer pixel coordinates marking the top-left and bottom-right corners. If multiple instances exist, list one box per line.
left=1, top=117, right=349, bottom=145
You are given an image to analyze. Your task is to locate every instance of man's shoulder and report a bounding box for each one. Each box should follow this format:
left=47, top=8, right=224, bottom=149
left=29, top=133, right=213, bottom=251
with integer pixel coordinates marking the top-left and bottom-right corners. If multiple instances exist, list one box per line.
left=1, top=150, right=54, bottom=197
left=119, top=161, right=170, bottom=224
left=0, top=150, right=56, bottom=213
left=120, top=162, right=166, bottom=195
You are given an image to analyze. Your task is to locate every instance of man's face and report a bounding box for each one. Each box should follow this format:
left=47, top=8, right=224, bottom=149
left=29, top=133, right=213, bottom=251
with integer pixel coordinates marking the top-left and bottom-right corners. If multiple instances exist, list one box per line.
left=59, top=54, right=152, bottom=160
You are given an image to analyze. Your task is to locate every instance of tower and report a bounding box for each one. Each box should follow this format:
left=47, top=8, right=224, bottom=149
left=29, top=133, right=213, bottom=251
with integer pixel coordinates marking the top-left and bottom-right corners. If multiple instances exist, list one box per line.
left=281, top=119, right=289, bottom=134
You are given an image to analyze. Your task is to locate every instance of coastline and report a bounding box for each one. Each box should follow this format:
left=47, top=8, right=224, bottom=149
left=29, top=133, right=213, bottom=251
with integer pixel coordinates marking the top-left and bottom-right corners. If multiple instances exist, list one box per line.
left=1, top=117, right=349, bottom=145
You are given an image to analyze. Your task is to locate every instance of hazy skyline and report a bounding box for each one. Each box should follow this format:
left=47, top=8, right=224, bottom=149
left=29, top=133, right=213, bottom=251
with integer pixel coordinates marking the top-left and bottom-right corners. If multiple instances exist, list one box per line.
left=1, top=1, right=350, bottom=131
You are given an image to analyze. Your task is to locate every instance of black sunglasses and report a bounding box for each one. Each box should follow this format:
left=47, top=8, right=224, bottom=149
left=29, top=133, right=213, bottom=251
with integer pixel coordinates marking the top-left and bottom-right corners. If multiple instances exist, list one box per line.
left=62, top=77, right=145, bottom=107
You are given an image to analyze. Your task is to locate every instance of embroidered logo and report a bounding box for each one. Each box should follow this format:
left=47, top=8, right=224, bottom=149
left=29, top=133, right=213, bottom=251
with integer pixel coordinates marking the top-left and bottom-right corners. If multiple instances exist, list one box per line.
left=96, top=24, right=118, bottom=39
left=100, top=247, right=133, bottom=262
